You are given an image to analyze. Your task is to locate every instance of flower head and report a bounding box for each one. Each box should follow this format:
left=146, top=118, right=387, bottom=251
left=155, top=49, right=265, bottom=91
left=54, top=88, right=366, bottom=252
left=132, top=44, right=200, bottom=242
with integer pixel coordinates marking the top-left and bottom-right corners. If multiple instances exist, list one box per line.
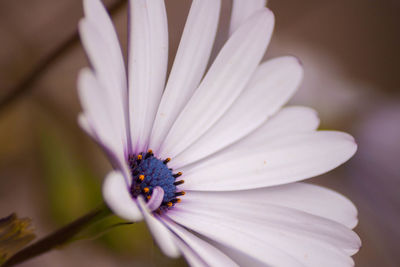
left=77, top=0, right=361, bottom=265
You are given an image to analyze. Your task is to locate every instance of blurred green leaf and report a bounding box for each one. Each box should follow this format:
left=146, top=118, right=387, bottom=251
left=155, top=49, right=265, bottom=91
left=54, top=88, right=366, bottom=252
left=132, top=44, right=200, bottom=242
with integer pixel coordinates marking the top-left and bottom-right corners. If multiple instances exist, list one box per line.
left=0, top=213, right=35, bottom=265
left=37, top=125, right=102, bottom=224
left=35, top=119, right=150, bottom=255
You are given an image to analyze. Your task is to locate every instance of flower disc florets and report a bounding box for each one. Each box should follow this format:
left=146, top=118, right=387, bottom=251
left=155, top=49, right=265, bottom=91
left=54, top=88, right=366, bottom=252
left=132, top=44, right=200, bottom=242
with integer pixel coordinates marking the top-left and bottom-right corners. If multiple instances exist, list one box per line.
left=128, top=150, right=184, bottom=209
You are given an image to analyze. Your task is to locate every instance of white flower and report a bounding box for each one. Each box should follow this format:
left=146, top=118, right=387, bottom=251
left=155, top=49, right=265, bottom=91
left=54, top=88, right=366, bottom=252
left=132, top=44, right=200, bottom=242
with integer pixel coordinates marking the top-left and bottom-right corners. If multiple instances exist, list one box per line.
left=77, top=0, right=361, bottom=266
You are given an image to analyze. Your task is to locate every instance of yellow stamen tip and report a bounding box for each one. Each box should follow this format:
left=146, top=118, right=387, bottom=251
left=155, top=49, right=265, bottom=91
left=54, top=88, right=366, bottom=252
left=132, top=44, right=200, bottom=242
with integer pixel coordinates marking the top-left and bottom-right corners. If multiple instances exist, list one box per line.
left=137, top=155, right=143, bottom=160
left=143, top=187, right=149, bottom=193
left=148, top=149, right=153, bottom=154
left=167, top=202, right=173, bottom=207
left=147, top=195, right=151, bottom=200
left=176, top=198, right=181, bottom=203
left=139, top=174, right=145, bottom=181
left=181, top=191, right=186, bottom=195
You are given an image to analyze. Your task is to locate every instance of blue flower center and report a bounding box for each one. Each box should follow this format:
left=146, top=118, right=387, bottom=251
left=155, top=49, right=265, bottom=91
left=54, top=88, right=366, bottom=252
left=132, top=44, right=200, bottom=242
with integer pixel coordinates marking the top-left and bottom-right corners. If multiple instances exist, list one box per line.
left=128, top=150, right=184, bottom=210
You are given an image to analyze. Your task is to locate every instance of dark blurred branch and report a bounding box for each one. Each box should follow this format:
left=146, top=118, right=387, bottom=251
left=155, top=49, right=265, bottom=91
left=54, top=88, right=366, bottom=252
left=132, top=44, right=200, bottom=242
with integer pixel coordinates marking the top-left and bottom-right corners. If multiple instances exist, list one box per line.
left=1, top=204, right=112, bottom=267
left=0, top=0, right=127, bottom=115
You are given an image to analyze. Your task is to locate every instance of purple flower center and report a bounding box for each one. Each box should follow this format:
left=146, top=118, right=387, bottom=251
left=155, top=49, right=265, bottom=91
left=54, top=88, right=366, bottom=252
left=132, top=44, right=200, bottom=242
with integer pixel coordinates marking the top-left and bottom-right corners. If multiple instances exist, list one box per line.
left=128, top=150, right=184, bottom=210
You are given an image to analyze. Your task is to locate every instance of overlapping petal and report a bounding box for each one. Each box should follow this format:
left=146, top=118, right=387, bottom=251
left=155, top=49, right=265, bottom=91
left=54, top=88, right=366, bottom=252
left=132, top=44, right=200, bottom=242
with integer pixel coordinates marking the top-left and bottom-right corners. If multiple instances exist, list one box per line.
left=103, top=171, right=142, bottom=221
left=232, top=106, right=320, bottom=150
left=168, top=198, right=360, bottom=266
left=170, top=56, right=303, bottom=168
left=77, top=68, right=124, bottom=158
left=150, top=0, right=222, bottom=153
left=230, top=0, right=268, bottom=35
left=163, top=218, right=238, bottom=267
left=158, top=9, right=275, bottom=159
left=167, top=210, right=304, bottom=266
left=79, top=0, right=129, bottom=156
left=181, top=183, right=358, bottom=229
left=179, top=131, right=357, bottom=190
left=129, top=0, right=169, bottom=153
left=137, top=197, right=180, bottom=258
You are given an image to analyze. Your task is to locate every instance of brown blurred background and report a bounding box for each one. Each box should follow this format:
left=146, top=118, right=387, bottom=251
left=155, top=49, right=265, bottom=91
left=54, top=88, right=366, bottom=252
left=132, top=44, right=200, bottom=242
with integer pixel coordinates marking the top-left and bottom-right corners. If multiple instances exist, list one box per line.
left=0, top=0, right=399, bottom=266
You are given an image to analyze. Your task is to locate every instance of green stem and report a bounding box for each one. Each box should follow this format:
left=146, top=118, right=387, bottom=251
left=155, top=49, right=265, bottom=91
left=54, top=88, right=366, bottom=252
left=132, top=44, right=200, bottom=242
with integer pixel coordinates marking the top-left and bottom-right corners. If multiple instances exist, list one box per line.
left=2, top=204, right=112, bottom=267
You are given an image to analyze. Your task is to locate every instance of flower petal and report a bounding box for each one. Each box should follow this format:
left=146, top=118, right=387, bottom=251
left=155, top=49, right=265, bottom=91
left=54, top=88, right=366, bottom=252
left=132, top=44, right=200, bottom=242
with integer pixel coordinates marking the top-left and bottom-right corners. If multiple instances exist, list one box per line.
left=128, top=0, right=169, bottom=153
left=82, top=0, right=128, bottom=100
left=167, top=212, right=303, bottom=266
left=172, top=239, right=206, bottom=267
left=163, top=218, right=238, bottom=266
left=233, top=105, right=320, bottom=150
left=146, top=186, right=164, bottom=212
left=183, top=182, right=358, bottom=229
left=77, top=112, right=95, bottom=138
left=168, top=197, right=360, bottom=266
left=103, top=171, right=143, bottom=221
left=210, top=243, right=272, bottom=267
left=77, top=113, right=129, bottom=180
left=171, top=56, right=303, bottom=168
left=176, top=195, right=361, bottom=253
left=158, top=9, right=275, bottom=160
left=80, top=1, right=129, bottom=154
left=77, top=68, right=124, bottom=158
left=149, top=0, right=221, bottom=153
left=180, top=131, right=357, bottom=190
left=230, top=0, right=267, bottom=35
left=136, top=197, right=180, bottom=258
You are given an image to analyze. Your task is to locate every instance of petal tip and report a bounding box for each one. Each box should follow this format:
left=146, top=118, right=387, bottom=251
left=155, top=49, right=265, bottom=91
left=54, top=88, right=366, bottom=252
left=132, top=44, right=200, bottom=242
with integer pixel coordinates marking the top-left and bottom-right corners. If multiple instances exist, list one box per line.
left=103, top=171, right=143, bottom=222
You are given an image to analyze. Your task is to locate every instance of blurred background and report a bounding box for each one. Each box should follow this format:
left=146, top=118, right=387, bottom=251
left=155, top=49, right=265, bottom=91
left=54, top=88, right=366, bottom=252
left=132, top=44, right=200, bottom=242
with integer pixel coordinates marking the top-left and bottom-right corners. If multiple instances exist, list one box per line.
left=0, top=0, right=399, bottom=266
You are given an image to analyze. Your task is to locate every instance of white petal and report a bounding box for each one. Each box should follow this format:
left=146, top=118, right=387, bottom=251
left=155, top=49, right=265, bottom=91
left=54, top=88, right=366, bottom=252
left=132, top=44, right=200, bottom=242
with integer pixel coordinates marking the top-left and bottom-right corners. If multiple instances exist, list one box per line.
left=230, top=0, right=267, bottom=35
left=171, top=56, right=303, bottom=168
left=235, top=106, right=320, bottom=150
left=146, top=186, right=164, bottom=212
left=77, top=112, right=95, bottom=138
left=136, top=197, right=180, bottom=258
left=129, top=0, right=168, bottom=153
left=159, top=9, right=275, bottom=159
left=79, top=13, right=128, bottom=155
left=83, top=0, right=128, bottom=99
left=172, top=238, right=206, bottom=267
left=166, top=211, right=303, bottom=266
left=77, top=68, right=124, bottom=159
left=176, top=196, right=361, bottom=253
left=163, top=218, right=238, bottom=267
left=77, top=113, right=126, bottom=173
left=180, top=131, right=357, bottom=190
left=183, top=182, right=358, bottom=230
left=103, top=171, right=143, bottom=221
left=149, top=0, right=222, bottom=153
left=210, top=243, right=270, bottom=267
left=169, top=198, right=360, bottom=266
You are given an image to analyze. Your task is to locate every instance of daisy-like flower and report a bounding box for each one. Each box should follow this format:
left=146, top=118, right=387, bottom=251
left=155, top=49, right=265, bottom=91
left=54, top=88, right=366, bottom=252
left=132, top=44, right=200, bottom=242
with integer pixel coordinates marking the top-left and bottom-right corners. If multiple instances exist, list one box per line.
left=77, top=0, right=361, bottom=265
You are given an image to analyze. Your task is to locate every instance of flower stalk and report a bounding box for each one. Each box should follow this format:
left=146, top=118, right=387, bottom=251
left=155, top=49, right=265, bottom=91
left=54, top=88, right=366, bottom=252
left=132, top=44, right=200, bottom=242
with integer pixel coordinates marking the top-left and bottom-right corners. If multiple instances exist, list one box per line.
left=1, top=204, right=112, bottom=267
